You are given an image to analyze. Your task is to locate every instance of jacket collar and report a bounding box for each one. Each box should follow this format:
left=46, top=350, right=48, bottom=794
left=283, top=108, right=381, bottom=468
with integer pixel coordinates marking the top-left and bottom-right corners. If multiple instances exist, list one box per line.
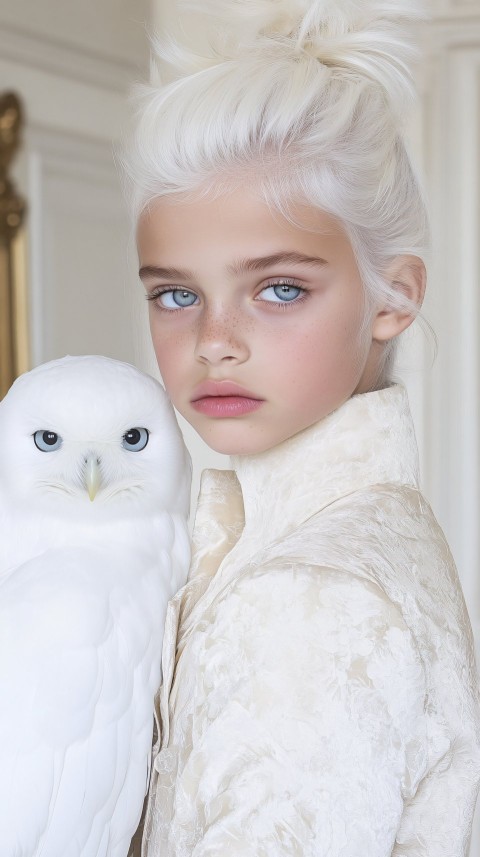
left=229, top=383, right=420, bottom=547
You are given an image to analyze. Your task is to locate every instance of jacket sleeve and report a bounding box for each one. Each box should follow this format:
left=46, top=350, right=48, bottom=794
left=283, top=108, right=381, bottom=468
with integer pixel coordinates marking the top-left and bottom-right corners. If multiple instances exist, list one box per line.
left=185, top=564, right=431, bottom=857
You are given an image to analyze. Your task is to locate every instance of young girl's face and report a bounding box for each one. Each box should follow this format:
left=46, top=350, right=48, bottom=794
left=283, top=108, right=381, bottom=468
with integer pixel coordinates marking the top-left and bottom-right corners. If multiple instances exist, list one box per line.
left=137, top=188, right=382, bottom=455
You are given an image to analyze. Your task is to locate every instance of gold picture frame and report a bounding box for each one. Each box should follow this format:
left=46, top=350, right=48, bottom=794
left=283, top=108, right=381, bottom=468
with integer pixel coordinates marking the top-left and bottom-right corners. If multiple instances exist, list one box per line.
left=0, top=91, right=29, bottom=400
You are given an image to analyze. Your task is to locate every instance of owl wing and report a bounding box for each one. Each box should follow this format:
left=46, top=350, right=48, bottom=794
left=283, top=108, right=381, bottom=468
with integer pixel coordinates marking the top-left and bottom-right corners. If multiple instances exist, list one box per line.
left=158, top=512, right=191, bottom=596
left=0, top=542, right=168, bottom=857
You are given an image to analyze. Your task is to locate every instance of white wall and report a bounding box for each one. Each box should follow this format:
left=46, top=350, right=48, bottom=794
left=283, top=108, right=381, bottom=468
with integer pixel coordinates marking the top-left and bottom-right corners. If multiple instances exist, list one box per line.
left=422, top=0, right=480, bottom=647
left=0, top=0, right=150, bottom=372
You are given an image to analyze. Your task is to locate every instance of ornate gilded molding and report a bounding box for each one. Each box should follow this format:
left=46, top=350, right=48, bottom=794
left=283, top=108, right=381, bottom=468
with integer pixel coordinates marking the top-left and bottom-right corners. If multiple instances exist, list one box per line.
left=0, top=91, right=29, bottom=399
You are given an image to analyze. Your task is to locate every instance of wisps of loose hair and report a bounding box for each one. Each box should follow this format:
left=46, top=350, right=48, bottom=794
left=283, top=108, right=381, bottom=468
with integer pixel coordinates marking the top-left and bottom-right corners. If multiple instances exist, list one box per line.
left=119, top=0, right=435, bottom=388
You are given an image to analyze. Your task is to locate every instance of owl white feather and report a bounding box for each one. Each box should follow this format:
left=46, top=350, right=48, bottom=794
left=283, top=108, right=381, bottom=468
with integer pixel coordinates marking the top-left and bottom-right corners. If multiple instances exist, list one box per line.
left=0, top=355, right=191, bottom=857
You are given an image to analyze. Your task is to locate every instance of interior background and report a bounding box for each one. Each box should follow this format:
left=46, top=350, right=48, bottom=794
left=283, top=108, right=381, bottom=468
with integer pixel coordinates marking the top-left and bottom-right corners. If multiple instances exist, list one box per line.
left=1, top=0, right=479, bottom=848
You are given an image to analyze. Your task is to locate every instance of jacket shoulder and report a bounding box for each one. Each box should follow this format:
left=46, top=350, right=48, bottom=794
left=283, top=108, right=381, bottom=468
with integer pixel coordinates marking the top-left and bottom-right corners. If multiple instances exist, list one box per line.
left=208, top=549, right=426, bottom=653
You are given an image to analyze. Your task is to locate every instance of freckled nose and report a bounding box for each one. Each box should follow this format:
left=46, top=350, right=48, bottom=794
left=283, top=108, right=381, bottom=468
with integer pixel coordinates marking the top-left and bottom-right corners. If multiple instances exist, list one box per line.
left=194, top=309, right=249, bottom=365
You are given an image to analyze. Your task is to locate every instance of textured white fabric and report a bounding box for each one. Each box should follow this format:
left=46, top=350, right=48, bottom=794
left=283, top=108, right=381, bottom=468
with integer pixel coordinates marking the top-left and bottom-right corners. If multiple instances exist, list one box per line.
left=141, top=383, right=480, bottom=856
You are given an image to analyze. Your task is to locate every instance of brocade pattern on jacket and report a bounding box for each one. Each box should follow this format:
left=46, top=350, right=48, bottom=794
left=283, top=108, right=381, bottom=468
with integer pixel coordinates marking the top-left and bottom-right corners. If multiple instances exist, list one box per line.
left=140, top=383, right=480, bottom=857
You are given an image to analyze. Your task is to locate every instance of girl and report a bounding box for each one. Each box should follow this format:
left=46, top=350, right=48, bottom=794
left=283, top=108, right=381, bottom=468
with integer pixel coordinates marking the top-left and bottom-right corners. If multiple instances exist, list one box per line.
left=123, top=1, right=480, bottom=854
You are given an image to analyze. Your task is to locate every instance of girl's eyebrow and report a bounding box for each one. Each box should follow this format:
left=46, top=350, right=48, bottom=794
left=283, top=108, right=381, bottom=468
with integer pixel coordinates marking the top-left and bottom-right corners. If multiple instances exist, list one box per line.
left=139, top=252, right=328, bottom=282
left=139, top=264, right=194, bottom=282
left=227, top=252, right=329, bottom=275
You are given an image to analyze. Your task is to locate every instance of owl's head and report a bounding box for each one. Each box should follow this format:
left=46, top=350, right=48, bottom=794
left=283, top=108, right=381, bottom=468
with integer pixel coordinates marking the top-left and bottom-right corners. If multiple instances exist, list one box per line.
left=0, top=355, right=191, bottom=521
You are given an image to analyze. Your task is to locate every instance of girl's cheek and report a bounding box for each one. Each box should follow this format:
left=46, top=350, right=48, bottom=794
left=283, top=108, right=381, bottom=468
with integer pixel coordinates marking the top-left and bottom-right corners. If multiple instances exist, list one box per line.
left=154, top=330, right=196, bottom=386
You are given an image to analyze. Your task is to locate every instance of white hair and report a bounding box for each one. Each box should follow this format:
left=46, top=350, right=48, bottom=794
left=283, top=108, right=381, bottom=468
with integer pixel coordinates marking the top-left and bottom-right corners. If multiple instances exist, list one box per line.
left=120, top=0, right=433, bottom=388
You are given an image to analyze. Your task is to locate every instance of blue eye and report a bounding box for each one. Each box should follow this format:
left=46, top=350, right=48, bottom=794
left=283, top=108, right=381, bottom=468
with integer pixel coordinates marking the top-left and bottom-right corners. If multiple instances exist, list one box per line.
left=122, top=427, right=149, bottom=451
left=33, top=430, right=63, bottom=452
left=259, top=283, right=303, bottom=303
left=157, top=289, right=198, bottom=308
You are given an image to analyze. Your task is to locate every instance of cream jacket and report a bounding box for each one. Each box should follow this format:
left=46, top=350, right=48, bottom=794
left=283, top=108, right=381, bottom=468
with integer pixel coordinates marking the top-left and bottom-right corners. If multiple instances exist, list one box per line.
left=140, top=383, right=480, bottom=857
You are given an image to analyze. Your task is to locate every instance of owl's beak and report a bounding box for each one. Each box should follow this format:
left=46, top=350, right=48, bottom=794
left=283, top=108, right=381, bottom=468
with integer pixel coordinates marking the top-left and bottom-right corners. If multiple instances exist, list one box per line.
left=84, top=454, right=102, bottom=501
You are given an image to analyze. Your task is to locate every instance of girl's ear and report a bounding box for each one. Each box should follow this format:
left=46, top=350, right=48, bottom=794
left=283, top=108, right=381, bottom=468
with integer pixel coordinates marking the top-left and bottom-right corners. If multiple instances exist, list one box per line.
left=372, top=255, right=426, bottom=342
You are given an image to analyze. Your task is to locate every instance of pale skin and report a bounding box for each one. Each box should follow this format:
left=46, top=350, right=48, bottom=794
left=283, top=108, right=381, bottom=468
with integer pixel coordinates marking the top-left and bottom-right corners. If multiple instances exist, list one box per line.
left=136, top=187, right=426, bottom=455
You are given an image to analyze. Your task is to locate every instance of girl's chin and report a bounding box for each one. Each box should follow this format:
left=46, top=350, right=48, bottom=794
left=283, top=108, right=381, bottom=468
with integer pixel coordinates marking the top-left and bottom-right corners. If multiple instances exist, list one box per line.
left=196, top=426, right=291, bottom=457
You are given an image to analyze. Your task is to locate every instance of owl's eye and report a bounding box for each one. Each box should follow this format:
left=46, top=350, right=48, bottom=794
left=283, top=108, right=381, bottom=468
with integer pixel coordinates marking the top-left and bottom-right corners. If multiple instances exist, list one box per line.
left=33, top=430, right=63, bottom=452
left=122, top=427, right=149, bottom=451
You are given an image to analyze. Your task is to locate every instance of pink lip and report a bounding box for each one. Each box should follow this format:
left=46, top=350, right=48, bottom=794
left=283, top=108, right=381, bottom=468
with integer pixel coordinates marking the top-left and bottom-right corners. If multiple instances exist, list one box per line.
left=190, top=380, right=264, bottom=418
left=191, top=380, right=262, bottom=401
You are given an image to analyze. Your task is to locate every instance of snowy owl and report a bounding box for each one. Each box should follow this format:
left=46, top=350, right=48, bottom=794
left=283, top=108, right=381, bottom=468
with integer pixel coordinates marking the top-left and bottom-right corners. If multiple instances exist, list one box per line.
left=0, top=355, right=191, bottom=857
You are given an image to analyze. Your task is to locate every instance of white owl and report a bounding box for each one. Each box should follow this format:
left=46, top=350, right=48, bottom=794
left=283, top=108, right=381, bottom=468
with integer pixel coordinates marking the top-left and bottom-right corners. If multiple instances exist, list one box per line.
left=0, top=355, right=191, bottom=857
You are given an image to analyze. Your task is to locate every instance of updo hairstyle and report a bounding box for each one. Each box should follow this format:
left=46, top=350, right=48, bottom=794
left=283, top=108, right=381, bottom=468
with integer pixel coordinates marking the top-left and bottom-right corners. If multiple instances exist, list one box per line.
left=121, top=0, right=431, bottom=387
